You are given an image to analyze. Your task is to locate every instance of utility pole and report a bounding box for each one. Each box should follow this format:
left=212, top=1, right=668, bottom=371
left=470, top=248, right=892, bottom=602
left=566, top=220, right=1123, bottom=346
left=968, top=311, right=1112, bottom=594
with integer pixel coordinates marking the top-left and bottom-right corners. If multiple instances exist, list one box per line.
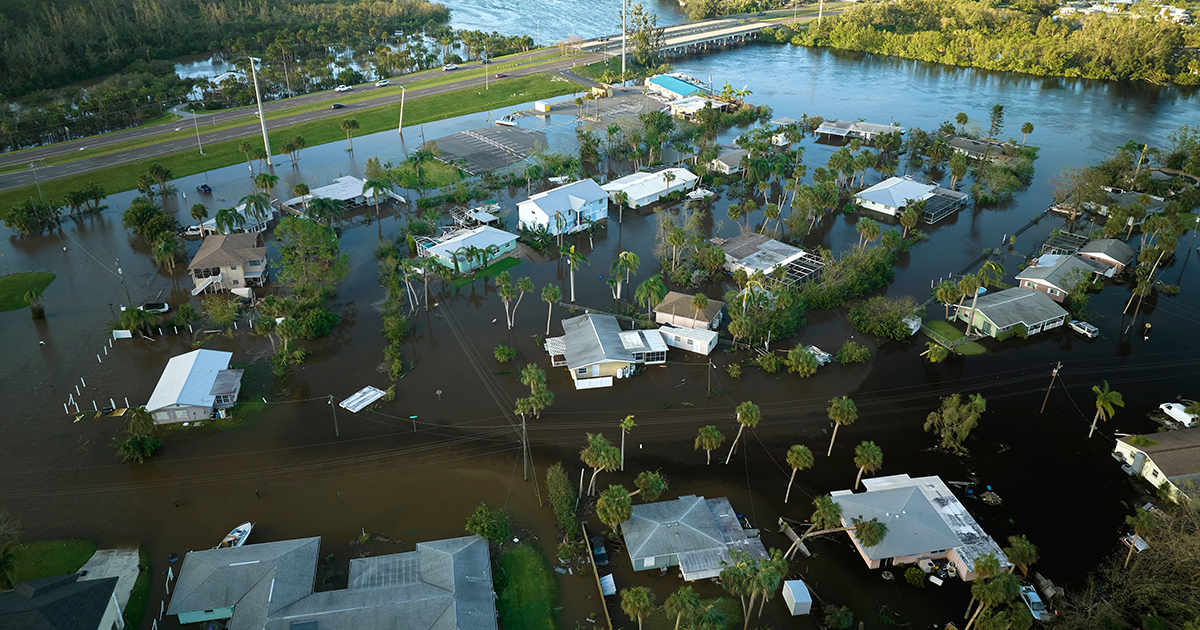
left=521, top=413, right=529, bottom=481
left=707, top=360, right=713, bottom=399
left=116, top=259, right=133, bottom=308
left=397, top=86, right=406, bottom=137
left=29, top=162, right=45, bottom=203
left=329, top=395, right=340, bottom=438
left=818, top=0, right=825, bottom=26
left=249, top=57, right=271, bottom=162
left=191, top=109, right=205, bottom=155
left=621, top=0, right=627, bottom=86
left=1039, top=362, right=1061, bottom=414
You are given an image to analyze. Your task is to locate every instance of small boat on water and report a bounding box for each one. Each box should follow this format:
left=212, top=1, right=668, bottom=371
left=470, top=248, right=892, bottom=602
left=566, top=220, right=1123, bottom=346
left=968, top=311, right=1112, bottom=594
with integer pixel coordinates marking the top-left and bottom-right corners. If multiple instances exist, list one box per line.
left=686, top=187, right=714, bottom=200
left=216, top=522, right=253, bottom=549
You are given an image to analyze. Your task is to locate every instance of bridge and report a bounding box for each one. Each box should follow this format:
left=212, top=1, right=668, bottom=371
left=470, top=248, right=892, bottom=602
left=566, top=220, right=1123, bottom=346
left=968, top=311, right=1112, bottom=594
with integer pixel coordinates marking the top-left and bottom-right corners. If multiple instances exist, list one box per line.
left=580, top=16, right=777, bottom=60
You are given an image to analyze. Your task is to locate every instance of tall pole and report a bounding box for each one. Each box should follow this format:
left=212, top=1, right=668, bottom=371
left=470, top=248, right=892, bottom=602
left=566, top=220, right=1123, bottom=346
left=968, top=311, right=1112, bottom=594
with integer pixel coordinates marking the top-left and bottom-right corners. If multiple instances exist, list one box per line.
left=329, top=395, right=340, bottom=438
left=249, top=58, right=271, bottom=162
left=818, top=0, right=824, bottom=26
left=29, top=162, right=45, bottom=203
left=707, top=360, right=712, bottom=399
left=191, top=109, right=205, bottom=155
left=116, top=259, right=133, bottom=307
left=522, top=413, right=529, bottom=481
left=397, top=86, right=406, bottom=137
left=621, top=0, right=627, bottom=86
left=1039, top=362, right=1061, bottom=414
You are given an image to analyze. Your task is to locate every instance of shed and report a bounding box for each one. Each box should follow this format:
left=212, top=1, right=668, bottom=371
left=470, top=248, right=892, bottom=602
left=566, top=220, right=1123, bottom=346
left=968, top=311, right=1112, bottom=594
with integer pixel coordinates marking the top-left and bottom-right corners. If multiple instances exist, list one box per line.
left=340, top=386, right=386, bottom=413
left=781, top=580, right=812, bottom=616
left=146, top=350, right=242, bottom=424
left=660, top=325, right=718, bottom=355
left=1078, top=238, right=1137, bottom=274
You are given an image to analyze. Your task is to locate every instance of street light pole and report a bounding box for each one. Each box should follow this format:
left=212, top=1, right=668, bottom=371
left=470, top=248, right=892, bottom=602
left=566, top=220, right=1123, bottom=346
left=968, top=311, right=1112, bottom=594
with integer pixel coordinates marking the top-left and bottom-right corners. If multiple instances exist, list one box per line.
left=249, top=57, right=271, bottom=162
left=116, top=259, right=133, bottom=308
left=191, top=109, right=205, bottom=155
left=29, top=162, right=45, bottom=203
left=397, top=86, right=406, bottom=137
left=621, top=0, right=627, bottom=86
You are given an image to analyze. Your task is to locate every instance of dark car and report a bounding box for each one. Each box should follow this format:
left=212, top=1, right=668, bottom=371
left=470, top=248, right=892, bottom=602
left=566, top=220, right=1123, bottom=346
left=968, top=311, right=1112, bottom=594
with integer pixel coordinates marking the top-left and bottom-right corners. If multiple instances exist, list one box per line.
left=331, top=103, right=345, bottom=109
left=494, top=72, right=508, bottom=78
left=196, top=183, right=212, bottom=194
left=590, top=536, right=609, bottom=566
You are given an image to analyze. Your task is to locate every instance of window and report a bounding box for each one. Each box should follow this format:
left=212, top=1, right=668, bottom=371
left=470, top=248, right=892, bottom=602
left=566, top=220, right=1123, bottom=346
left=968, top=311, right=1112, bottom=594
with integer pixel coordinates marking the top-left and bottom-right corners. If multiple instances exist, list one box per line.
left=230, top=265, right=237, bottom=270
left=233, top=280, right=240, bottom=286
left=174, top=410, right=188, bottom=419
left=1048, top=288, right=1061, bottom=296
left=1023, top=281, right=1033, bottom=288
left=686, top=338, right=694, bottom=346
left=249, top=260, right=262, bottom=267
left=577, top=367, right=589, bottom=375
left=1151, top=470, right=1160, bottom=479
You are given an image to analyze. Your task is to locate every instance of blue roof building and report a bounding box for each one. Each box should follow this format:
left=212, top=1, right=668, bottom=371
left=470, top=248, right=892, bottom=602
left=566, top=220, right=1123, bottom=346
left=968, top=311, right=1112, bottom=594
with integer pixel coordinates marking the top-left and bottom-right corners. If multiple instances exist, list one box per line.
left=647, top=74, right=705, bottom=100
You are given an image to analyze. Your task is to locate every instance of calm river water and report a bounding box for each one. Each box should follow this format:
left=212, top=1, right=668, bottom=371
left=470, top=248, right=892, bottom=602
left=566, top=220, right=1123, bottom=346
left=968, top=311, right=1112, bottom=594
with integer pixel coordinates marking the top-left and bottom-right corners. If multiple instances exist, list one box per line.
left=3, top=35, right=1200, bottom=630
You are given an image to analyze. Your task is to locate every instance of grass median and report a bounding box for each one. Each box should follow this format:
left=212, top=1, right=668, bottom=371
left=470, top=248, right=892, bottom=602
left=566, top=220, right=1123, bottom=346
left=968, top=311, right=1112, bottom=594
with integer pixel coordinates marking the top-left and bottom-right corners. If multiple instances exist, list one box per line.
left=0, top=73, right=581, bottom=217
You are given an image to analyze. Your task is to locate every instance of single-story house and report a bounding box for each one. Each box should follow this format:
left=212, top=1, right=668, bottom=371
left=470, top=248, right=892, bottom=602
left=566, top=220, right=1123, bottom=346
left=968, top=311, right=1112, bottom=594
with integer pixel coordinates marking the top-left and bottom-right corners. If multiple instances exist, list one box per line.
left=168, top=535, right=496, bottom=630
left=654, top=291, right=724, bottom=330
left=602, top=168, right=698, bottom=208
left=715, top=233, right=825, bottom=284
left=517, top=179, right=609, bottom=236
left=1114, top=428, right=1200, bottom=501
left=854, top=176, right=967, bottom=224
left=0, top=573, right=123, bottom=630
left=945, top=135, right=1010, bottom=163
left=646, top=74, right=706, bottom=100
left=419, top=225, right=518, bottom=273
left=659, top=325, right=718, bottom=355
left=1016, top=254, right=1109, bottom=302
left=814, top=120, right=905, bottom=142
left=188, top=232, right=268, bottom=296
left=669, top=96, right=728, bottom=121
left=280, top=175, right=377, bottom=214
left=544, top=313, right=666, bottom=389
left=198, top=201, right=276, bottom=235
left=954, top=287, right=1068, bottom=339
left=146, top=349, right=243, bottom=424
left=620, top=495, right=768, bottom=581
left=709, top=149, right=749, bottom=175
left=831, top=474, right=1010, bottom=581
left=1078, top=238, right=1137, bottom=275
left=1085, top=188, right=1168, bottom=228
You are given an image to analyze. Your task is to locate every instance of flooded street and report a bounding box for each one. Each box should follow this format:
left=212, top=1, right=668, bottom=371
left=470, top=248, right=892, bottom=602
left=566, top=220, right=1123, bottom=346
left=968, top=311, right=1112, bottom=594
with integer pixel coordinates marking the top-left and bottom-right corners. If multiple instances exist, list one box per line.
left=3, top=40, right=1200, bottom=630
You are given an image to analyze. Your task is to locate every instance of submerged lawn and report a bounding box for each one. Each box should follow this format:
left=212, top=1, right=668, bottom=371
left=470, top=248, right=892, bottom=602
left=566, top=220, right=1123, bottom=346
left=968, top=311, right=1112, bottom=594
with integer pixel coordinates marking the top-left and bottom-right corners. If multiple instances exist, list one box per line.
left=495, top=544, right=558, bottom=630
left=0, top=272, right=55, bottom=312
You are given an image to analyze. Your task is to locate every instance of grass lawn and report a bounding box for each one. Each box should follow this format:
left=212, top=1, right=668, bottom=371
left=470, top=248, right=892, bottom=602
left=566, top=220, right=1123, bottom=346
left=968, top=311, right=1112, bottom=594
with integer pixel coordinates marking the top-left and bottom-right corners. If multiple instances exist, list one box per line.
left=10, top=539, right=97, bottom=584
left=955, top=341, right=988, bottom=356
left=495, top=544, right=558, bottom=630
left=453, top=257, right=522, bottom=287
left=0, top=73, right=579, bottom=216
left=0, top=272, right=55, bottom=312
left=123, top=546, right=152, bottom=630
left=392, top=159, right=462, bottom=189
left=643, top=597, right=743, bottom=630
left=923, top=319, right=967, bottom=341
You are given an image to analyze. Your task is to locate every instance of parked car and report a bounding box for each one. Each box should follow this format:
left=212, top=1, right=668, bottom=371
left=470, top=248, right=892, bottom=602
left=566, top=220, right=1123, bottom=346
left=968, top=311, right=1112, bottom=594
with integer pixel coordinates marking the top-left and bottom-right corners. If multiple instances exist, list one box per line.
left=375, top=79, right=390, bottom=87
left=1020, top=586, right=1050, bottom=621
left=442, top=63, right=458, bottom=71
left=196, top=183, right=212, bottom=194
left=331, top=103, right=345, bottom=109
left=182, top=224, right=212, bottom=237
left=1160, top=402, right=1199, bottom=428
left=138, top=302, right=170, bottom=314
left=494, top=72, right=508, bottom=78
left=590, top=536, right=609, bottom=566
left=1068, top=320, right=1100, bottom=338
left=335, top=84, right=352, bottom=92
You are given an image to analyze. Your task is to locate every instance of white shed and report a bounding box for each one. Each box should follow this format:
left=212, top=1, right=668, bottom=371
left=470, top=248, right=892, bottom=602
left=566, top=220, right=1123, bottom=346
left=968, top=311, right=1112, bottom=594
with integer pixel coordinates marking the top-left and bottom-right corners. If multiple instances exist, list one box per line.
left=659, top=325, right=718, bottom=355
left=781, top=580, right=812, bottom=615
left=782, top=580, right=811, bottom=614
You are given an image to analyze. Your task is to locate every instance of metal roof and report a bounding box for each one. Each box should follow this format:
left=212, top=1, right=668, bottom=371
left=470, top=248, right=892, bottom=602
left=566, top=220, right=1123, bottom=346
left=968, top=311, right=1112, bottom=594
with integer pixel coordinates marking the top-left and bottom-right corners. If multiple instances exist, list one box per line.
left=855, top=176, right=935, bottom=210
left=815, top=120, right=905, bottom=137
left=340, top=386, right=386, bottom=413
left=188, top=233, right=266, bottom=270
left=518, top=179, right=607, bottom=219
left=718, top=233, right=806, bottom=273
left=648, top=74, right=704, bottom=98
left=601, top=168, right=698, bottom=204
left=146, top=350, right=233, bottom=412
left=424, top=226, right=517, bottom=260
left=968, top=288, right=1068, bottom=329
left=559, top=313, right=661, bottom=370
left=621, top=495, right=766, bottom=576
left=281, top=176, right=369, bottom=206
left=711, top=149, right=748, bottom=168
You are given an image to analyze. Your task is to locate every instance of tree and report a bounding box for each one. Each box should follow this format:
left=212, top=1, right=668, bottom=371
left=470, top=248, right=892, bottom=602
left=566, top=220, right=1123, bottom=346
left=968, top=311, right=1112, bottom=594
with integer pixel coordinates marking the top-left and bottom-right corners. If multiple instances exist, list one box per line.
left=786, top=345, right=818, bottom=377
left=239, top=191, right=271, bottom=226
left=23, top=288, right=45, bottom=320
left=542, top=284, right=562, bottom=335
left=853, top=441, right=883, bottom=490
left=1124, top=508, right=1157, bottom=569
left=826, top=396, right=858, bottom=456
left=581, top=433, right=621, bottom=495
left=934, top=280, right=960, bottom=320
left=725, top=401, right=761, bottom=465
left=510, top=277, right=534, bottom=328
left=561, top=245, right=589, bottom=302
left=634, top=274, right=668, bottom=320
left=695, top=425, right=725, bottom=465
left=306, top=196, right=344, bottom=227
left=546, top=463, right=577, bottom=533
left=632, top=470, right=668, bottom=501
left=784, top=444, right=814, bottom=503
left=619, top=415, right=636, bottom=471
left=253, top=172, right=279, bottom=197
left=464, top=501, right=509, bottom=545
left=949, top=151, right=969, bottom=188
left=190, top=203, right=209, bottom=230
left=1003, top=535, right=1039, bottom=576
left=0, top=541, right=16, bottom=590
left=964, top=571, right=1020, bottom=630
left=825, top=605, right=854, bottom=629
left=924, top=393, right=987, bottom=453
left=620, top=586, right=657, bottom=630
left=1021, top=122, right=1034, bottom=147
left=494, top=343, right=516, bottom=363
left=964, top=261, right=1005, bottom=335
left=238, top=140, right=255, bottom=172
left=276, top=216, right=350, bottom=289
left=112, top=434, right=162, bottom=464
left=292, top=183, right=311, bottom=208
left=611, top=251, right=640, bottom=301
left=665, top=586, right=701, bottom=630
left=362, top=177, right=392, bottom=215
left=856, top=217, right=881, bottom=248
left=598, top=484, right=633, bottom=534
left=925, top=341, right=950, bottom=364
left=340, top=118, right=360, bottom=151
left=214, top=206, right=245, bottom=234
left=496, top=271, right=516, bottom=329
left=1089, top=380, right=1124, bottom=438
left=956, top=112, right=969, bottom=134
left=629, top=2, right=665, bottom=66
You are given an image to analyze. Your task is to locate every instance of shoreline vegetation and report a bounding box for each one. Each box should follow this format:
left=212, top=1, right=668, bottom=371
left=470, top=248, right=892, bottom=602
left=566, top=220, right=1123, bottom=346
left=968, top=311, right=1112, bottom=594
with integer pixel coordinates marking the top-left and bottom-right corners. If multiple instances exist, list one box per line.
left=761, top=0, right=1200, bottom=86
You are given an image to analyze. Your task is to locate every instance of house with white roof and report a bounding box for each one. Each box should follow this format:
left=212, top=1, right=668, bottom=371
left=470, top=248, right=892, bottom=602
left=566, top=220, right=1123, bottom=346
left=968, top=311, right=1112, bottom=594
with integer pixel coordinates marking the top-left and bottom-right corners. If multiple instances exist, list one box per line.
left=517, top=179, right=608, bottom=236
left=196, top=201, right=276, bottom=236
left=544, top=313, right=666, bottom=389
left=619, top=495, right=767, bottom=581
left=146, top=350, right=242, bottom=424
left=646, top=74, right=707, bottom=100
left=831, top=474, right=1010, bottom=580
left=602, top=168, right=698, bottom=208
left=854, top=176, right=968, bottom=223
left=659, top=325, right=718, bottom=355
left=418, top=225, right=518, bottom=273
left=815, top=120, right=905, bottom=142
left=714, top=233, right=825, bottom=285
left=280, top=175, right=377, bottom=215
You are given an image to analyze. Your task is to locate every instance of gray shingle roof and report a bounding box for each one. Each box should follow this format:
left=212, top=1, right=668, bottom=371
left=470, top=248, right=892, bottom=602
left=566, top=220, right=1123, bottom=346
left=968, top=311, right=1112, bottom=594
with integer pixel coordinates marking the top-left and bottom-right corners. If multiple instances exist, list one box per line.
left=711, top=149, right=748, bottom=169
left=969, top=288, right=1068, bottom=329
left=0, top=574, right=119, bottom=630
left=833, top=487, right=961, bottom=560
left=1079, top=238, right=1136, bottom=266
left=1016, top=255, right=1105, bottom=290
left=1120, top=428, right=1200, bottom=478
left=188, top=233, right=266, bottom=270
left=654, top=291, right=724, bottom=323
left=621, top=495, right=767, bottom=576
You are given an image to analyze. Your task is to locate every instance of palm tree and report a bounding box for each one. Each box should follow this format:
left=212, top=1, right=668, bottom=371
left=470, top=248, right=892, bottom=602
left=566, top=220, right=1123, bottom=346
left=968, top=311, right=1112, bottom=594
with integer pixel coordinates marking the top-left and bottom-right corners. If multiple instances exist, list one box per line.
left=963, top=572, right=1020, bottom=630
left=561, top=245, right=589, bottom=302
left=363, top=177, right=392, bottom=215
left=1089, top=380, right=1124, bottom=438
left=1021, top=122, right=1034, bottom=147
left=306, top=197, right=344, bottom=227
left=934, top=280, right=960, bottom=320
left=215, top=207, right=245, bottom=234
left=125, top=406, right=156, bottom=437
left=619, top=415, right=636, bottom=471
left=1124, top=508, right=1156, bottom=568
left=853, top=441, right=883, bottom=490
left=292, top=183, right=311, bottom=209
left=826, top=396, right=858, bottom=456
left=190, top=203, right=209, bottom=230
left=785, top=494, right=889, bottom=559
left=725, top=401, right=761, bottom=465
left=665, top=586, right=701, bottom=630
left=509, top=276, right=534, bottom=327
left=900, top=203, right=921, bottom=238
left=690, top=293, right=710, bottom=328
left=694, top=425, right=725, bottom=465
left=963, top=554, right=1002, bottom=619
left=753, top=548, right=787, bottom=618
left=340, top=118, right=360, bottom=151
left=613, top=190, right=630, bottom=223
left=239, top=192, right=271, bottom=228
left=1003, top=535, right=1039, bottom=576
left=238, top=140, right=256, bottom=172
left=634, top=274, right=668, bottom=320
left=856, top=217, right=881, bottom=249
left=631, top=471, right=669, bottom=501
left=580, top=433, right=620, bottom=495
left=519, top=364, right=546, bottom=395
left=0, top=541, right=17, bottom=590
left=611, top=251, right=640, bottom=302
left=254, top=172, right=279, bottom=197
left=542, top=284, right=562, bottom=335
left=621, top=587, right=656, bottom=630
left=598, top=484, right=633, bottom=533
left=153, top=239, right=178, bottom=272
left=964, top=261, right=1004, bottom=335
left=955, top=112, right=968, bottom=134
left=784, top=444, right=814, bottom=503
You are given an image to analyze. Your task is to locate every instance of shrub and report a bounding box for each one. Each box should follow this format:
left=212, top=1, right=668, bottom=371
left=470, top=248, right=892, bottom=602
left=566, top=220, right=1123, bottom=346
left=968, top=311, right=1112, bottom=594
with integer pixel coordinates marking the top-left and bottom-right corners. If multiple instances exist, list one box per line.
left=905, top=566, right=925, bottom=587
left=756, top=353, right=783, bottom=373
left=494, top=343, right=516, bottom=363
left=837, top=340, right=870, bottom=364
left=726, top=363, right=743, bottom=379
left=848, top=296, right=921, bottom=341
left=800, top=246, right=896, bottom=310
left=787, top=346, right=818, bottom=377
left=546, top=463, right=577, bottom=535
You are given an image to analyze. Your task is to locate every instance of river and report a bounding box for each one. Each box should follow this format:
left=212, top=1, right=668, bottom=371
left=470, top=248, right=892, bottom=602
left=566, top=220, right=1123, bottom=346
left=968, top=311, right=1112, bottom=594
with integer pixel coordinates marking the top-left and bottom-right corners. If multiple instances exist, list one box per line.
left=2, top=33, right=1200, bottom=630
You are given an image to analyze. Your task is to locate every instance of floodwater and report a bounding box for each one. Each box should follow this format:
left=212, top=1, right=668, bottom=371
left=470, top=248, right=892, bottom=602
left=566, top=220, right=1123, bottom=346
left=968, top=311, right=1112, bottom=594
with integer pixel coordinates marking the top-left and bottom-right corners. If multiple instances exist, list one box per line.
left=3, top=41, right=1200, bottom=630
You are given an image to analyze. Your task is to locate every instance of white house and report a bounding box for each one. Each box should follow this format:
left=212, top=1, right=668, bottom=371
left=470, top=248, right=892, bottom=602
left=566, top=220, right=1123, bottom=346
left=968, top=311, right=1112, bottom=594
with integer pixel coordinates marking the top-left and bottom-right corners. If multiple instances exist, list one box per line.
left=602, top=168, right=698, bottom=208
left=854, top=176, right=967, bottom=223
left=517, top=179, right=609, bottom=236
left=419, top=225, right=518, bottom=273
left=146, top=350, right=243, bottom=424
left=1114, top=428, right=1200, bottom=501
left=717, top=233, right=806, bottom=275
left=280, top=175, right=377, bottom=214
left=659, top=325, right=718, bottom=355
left=196, top=201, right=276, bottom=235
left=814, top=120, right=905, bottom=142
left=654, top=291, right=724, bottom=330
left=544, top=313, right=666, bottom=389
left=709, top=149, right=749, bottom=175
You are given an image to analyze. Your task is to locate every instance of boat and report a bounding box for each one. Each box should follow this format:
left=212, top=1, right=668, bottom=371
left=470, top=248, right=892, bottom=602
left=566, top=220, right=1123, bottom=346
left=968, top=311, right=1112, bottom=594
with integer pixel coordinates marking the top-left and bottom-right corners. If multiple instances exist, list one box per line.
left=686, top=187, right=714, bottom=200
left=216, top=522, right=254, bottom=549
left=805, top=345, right=833, bottom=366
